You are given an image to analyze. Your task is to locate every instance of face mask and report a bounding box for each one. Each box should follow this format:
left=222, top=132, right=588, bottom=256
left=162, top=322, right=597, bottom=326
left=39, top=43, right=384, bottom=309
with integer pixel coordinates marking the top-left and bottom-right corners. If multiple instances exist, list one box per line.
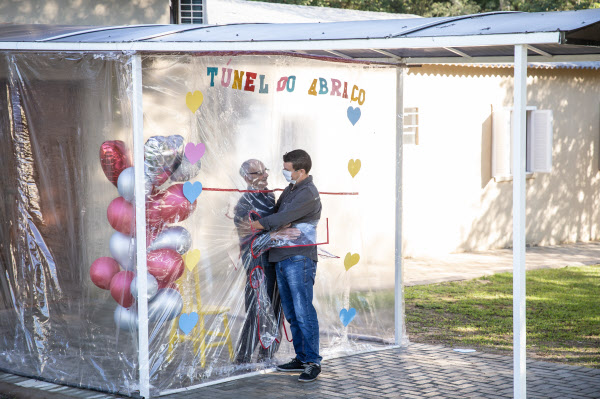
left=282, top=169, right=296, bottom=184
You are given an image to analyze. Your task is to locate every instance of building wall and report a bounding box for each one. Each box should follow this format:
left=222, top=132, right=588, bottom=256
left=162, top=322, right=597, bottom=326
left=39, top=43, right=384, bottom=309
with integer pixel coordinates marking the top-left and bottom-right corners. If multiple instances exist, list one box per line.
left=0, top=0, right=416, bottom=26
left=0, top=0, right=170, bottom=25
left=403, top=65, right=600, bottom=256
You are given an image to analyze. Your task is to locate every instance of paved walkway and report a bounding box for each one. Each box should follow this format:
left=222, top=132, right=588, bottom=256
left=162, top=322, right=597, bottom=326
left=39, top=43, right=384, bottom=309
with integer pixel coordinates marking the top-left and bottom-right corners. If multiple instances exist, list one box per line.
left=2, top=343, right=599, bottom=399
left=164, top=344, right=600, bottom=399
left=1, top=242, right=599, bottom=399
left=404, top=241, right=600, bottom=286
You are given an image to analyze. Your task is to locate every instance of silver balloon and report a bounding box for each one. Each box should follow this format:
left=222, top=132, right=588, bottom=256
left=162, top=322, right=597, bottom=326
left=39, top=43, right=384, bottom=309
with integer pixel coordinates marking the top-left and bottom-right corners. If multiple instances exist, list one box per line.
left=130, top=273, right=159, bottom=302
left=147, top=226, right=192, bottom=255
left=109, top=231, right=136, bottom=271
left=144, top=178, right=154, bottom=196
left=144, top=135, right=184, bottom=186
left=118, top=166, right=154, bottom=199
left=114, top=305, right=138, bottom=331
left=117, top=167, right=135, bottom=202
left=170, top=157, right=202, bottom=182
left=148, top=288, right=183, bottom=324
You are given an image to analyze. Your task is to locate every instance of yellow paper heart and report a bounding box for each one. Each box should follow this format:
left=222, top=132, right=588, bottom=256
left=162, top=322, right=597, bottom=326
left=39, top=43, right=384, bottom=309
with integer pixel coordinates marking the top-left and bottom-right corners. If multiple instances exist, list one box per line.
left=183, top=249, right=201, bottom=272
left=344, top=252, right=360, bottom=271
left=348, top=159, right=361, bottom=178
left=186, top=91, right=204, bottom=113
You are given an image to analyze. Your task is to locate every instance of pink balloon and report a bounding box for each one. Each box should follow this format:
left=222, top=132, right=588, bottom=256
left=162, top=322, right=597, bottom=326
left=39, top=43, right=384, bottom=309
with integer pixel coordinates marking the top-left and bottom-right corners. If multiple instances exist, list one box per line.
left=160, top=184, right=196, bottom=224
left=110, top=271, right=136, bottom=308
left=147, top=249, right=184, bottom=284
left=90, top=257, right=120, bottom=290
left=107, top=197, right=135, bottom=236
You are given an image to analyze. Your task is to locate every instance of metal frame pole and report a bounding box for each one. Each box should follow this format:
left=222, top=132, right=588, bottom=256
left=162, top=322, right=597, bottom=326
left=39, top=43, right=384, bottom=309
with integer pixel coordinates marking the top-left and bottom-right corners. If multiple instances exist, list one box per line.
left=132, top=53, right=151, bottom=399
left=394, top=67, right=405, bottom=345
left=512, top=44, right=527, bottom=399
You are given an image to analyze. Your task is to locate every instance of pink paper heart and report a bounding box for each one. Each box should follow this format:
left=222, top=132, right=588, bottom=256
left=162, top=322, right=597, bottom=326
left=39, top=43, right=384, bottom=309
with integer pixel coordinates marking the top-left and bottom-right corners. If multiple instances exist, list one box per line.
left=185, top=143, right=205, bottom=164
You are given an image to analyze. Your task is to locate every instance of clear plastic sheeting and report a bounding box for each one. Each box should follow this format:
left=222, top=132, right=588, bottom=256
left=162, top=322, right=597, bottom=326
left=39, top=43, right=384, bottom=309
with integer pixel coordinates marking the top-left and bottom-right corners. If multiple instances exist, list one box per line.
left=0, top=52, right=138, bottom=394
left=0, top=52, right=399, bottom=397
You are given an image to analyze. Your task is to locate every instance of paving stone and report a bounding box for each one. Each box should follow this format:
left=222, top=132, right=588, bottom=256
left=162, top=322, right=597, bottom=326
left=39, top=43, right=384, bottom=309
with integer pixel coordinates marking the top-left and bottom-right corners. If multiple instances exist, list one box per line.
left=1, top=343, right=599, bottom=398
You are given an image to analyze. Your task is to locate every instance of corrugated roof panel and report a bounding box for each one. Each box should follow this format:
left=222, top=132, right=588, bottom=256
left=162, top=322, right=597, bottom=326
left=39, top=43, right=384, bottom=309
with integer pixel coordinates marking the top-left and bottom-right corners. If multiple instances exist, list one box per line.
left=402, top=10, right=600, bottom=37
left=325, top=49, right=391, bottom=59
left=537, top=43, right=600, bottom=55
left=383, top=47, right=467, bottom=58
left=447, top=45, right=522, bottom=57
left=148, top=9, right=600, bottom=43
left=146, top=19, right=432, bottom=43
left=0, top=9, right=599, bottom=62
left=0, top=9, right=597, bottom=44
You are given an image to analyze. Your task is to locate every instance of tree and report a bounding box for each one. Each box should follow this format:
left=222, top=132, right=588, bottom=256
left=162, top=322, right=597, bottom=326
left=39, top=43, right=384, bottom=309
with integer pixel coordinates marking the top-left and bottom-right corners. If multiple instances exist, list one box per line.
left=251, top=0, right=600, bottom=16
left=425, top=0, right=480, bottom=16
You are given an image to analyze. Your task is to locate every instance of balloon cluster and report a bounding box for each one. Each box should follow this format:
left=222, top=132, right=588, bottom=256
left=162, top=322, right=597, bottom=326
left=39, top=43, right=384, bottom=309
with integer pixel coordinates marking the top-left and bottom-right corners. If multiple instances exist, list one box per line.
left=90, top=137, right=202, bottom=331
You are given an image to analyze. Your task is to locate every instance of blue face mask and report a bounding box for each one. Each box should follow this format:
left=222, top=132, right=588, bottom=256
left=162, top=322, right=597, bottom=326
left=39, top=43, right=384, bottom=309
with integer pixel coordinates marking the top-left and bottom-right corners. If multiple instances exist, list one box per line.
left=282, top=169, right=296, bottom=184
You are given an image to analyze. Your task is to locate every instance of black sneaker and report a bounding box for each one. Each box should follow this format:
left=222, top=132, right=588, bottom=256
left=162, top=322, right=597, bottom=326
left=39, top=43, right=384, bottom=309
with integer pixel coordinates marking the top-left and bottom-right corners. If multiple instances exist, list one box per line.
left=298, top=363, right=321, bottom=382
left=276, top=358, right=306, bottom=372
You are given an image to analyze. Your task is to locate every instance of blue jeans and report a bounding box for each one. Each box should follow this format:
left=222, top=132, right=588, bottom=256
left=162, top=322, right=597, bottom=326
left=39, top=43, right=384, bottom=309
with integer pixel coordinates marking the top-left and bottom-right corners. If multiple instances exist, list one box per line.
left=276, top=255, right=322, bottom=365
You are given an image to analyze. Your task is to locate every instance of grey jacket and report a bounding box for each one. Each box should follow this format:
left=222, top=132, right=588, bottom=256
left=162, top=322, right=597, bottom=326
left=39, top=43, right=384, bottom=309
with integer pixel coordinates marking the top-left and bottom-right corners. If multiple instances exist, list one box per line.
left=259, top=175, right=322, bottom=262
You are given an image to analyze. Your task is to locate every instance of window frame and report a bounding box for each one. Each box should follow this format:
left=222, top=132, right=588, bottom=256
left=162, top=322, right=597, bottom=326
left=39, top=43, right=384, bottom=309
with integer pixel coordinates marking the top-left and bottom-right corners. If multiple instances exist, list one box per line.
left=403, top=107, right=419, bottom=145
left=492, top=105, right=553, bottom=182
left=173, top=0, right=206, bottom=25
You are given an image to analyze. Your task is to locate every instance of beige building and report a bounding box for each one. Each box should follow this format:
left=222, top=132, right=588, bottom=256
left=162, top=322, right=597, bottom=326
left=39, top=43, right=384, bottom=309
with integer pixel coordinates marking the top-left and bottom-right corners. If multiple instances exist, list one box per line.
left=0, top=0, right=172, bottom=25
left=0, top=0, right=415, bottom=25
left=402, top=63, right=600, bottom=256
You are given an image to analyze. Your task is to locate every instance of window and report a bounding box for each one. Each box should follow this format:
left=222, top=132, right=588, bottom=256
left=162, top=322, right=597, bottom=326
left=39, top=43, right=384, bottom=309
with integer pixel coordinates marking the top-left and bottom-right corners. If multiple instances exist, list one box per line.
left=403, top=107, right=419, bottom=145
left=492, top=106, right=553, bottom=180
left=176, top=0, right=206, bottom=24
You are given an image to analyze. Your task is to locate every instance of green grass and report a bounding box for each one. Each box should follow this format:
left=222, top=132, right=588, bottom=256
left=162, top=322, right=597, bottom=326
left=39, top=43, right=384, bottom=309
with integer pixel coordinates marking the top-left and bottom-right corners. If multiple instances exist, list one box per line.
left=350, top=265, right=600, bottom=368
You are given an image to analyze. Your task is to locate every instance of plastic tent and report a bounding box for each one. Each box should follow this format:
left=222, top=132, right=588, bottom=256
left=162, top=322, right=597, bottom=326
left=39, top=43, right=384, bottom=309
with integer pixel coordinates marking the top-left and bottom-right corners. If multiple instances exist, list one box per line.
left=0, top=36, right=398, bottom=399
left=1, top=9, right=600, bottom=398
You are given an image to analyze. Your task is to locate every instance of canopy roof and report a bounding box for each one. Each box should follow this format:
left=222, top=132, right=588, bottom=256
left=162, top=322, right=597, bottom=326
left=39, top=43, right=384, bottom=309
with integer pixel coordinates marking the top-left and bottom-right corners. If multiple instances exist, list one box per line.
left=1, top=9, right=600, bottom=64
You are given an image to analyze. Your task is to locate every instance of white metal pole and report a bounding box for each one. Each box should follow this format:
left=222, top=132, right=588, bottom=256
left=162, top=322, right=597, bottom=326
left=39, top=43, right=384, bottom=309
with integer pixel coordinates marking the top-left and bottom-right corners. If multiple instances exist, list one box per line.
left=132, top=54, right=151, bottom=399
left=394, top=67, right=405, bottom=345
left=512, top=44, right=527, bottom=399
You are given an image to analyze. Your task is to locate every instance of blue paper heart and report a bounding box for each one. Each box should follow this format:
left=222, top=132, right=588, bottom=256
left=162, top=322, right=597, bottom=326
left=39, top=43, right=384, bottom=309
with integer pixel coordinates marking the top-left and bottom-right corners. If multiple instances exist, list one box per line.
left=347, top=106, right=361, bottom=126
left=339, top=307, right=357, bottom=327
left=179, top=312, right=199, bottom=335
left=183, top=181, right=203, bottom=204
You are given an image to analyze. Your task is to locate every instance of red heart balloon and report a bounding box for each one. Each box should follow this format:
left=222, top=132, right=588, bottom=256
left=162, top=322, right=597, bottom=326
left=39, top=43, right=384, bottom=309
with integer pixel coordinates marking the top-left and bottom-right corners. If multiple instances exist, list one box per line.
left=100, top=140, right=132, bottom=186
left=145, top=184, right=196, bottom=226
left=147, top=249, right=184, bottom=284
left=160, top=184, right=197, bottom=224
